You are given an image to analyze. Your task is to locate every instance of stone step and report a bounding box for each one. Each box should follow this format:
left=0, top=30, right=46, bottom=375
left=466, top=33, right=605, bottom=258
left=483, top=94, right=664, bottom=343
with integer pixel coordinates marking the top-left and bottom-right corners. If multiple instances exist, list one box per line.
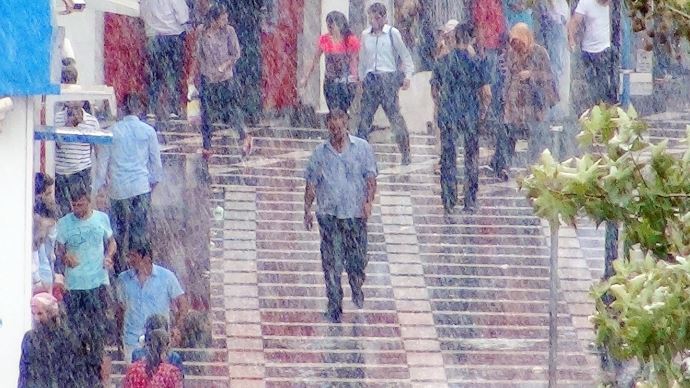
left=111, top=374, right=228, bottom=387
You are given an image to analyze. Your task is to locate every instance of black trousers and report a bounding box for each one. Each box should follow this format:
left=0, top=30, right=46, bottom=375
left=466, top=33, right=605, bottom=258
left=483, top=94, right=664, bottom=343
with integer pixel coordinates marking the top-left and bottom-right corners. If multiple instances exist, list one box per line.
left=440, top=118, right=479, bottom=209
left=110, top=192, right=151, bottom=275
left=356, top=72, right=410, bottom=159
left=64, top=285, right=113, bottom=387
left=317, top=215, right=368, bottom=312
left=146, top=33, right=185, bottom=118
left=55, top=167, right=92, bottom=217
left=200, top=76, right=246, bottom=150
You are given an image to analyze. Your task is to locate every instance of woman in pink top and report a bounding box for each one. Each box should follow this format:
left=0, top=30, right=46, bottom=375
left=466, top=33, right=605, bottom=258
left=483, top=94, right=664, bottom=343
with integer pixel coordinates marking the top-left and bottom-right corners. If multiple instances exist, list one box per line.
left=299, top=11, right=360, bottom=112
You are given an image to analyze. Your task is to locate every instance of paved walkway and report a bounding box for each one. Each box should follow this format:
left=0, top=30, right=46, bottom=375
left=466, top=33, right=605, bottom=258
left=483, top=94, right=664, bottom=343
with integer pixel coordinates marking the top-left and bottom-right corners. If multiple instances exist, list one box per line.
left=108, top=109, right=690, bottom=386
left=196, top=122, right=602, bottom=387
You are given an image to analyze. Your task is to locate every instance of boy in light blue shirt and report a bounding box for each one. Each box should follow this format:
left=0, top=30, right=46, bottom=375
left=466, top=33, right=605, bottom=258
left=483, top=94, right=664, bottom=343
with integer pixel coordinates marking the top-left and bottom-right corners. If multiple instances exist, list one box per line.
left=55, top=185, right=117, bottom=386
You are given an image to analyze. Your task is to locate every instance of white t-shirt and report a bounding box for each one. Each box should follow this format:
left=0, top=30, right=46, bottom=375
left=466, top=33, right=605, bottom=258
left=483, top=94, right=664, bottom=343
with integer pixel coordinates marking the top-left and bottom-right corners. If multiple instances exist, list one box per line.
left=575, top=0, right=611, bottom=53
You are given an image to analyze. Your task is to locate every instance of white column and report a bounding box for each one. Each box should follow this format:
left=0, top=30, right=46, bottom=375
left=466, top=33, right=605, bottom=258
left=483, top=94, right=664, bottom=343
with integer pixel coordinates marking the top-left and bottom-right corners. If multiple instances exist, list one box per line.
left=319, top=0, right=350, bottom=113
left=0, top=97, right=36, bottom=387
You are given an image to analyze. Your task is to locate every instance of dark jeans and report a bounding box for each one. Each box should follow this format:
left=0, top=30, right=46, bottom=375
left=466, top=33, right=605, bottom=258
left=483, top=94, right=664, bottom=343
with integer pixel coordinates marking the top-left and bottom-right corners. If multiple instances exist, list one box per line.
left=147, top=33, right=185, bottom=118
left=582, top=48, right=617, bottom=106
left=356, top=72, right=410, bottom=160
left=200, top=76, right=246, bottom=150
left=317, top=215, right=368, bottom=313
left=55, top=168, right=92, bottom=217
left=440, top=119, right=479, bottom=210
left=110, top=192, right=151, bottom=275
left=323, top=78, right=354, bottom=112
left=64, top=285, right=113, bottom=387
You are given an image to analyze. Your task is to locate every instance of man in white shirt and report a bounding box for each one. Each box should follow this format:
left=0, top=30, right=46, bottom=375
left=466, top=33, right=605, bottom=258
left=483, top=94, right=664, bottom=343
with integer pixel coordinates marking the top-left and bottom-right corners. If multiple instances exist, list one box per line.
left=54, top=102, right=101, bottom=216
left=139, top=0, right=190, bottom=121
left=356, top=2, right=415, bottom=165
left=568, top=0, right=617, bottom=110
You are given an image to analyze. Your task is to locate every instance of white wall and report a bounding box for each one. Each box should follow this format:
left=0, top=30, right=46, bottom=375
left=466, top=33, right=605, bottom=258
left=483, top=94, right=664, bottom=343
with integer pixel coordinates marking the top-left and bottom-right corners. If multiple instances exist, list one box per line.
left=0, top=97, right=36, bottom=387
left=55, top=7, right=105, bottom=85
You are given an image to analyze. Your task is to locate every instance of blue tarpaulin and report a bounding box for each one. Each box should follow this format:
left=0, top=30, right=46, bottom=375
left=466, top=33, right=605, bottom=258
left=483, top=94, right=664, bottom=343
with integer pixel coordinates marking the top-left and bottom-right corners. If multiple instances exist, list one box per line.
left=0, top=0, right=60, bottom=96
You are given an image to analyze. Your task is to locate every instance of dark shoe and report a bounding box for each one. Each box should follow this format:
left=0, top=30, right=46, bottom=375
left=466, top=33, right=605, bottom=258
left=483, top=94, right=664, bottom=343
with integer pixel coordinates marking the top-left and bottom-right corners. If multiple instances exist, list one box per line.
left=352, top=290, right=364, bottom=309
left=497, top=169, right=509, bottom=182
left=323, top=308, right=342, bottom=323
left=401, top=154, right=411, bottom=166
left=443, top=203, right=456, bottom=215
left=462, top=205, right=477, bottom=214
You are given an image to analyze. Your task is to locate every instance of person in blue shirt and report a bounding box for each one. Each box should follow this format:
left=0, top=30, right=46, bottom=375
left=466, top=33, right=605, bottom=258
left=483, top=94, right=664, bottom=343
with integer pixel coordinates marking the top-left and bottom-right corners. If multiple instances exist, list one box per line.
left=94, top=93, right=162, bottom=276
left=54, top=185, right=117, bottom=387
left=116, top=240, right=187, bottom=363
left=430, top=23, right=492, bottom=214
left=304, top=109, right=378, bottom=323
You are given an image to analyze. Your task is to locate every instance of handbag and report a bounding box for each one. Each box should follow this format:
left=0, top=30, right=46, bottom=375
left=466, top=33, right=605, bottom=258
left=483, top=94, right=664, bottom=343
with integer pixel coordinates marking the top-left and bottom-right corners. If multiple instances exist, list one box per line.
left=388, top=27, right=406, bottom=88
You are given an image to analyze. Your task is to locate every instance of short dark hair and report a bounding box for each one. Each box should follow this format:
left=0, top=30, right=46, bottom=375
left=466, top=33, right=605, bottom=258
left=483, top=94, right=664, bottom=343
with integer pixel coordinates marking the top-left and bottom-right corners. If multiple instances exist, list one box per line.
left=129, top=239, right=153, bottom=259
left=61, top=65, right=78, bottom=84
left=69, top=185, right=89, bottom=202
left=207, top=4, right=228, bottom=22
left=122, top=92, right=144, bottom=116
left=454, top=23, right=474, bottom=45
left=368, top=2, right=387, bottom=17
left=34, top=172, right=54, bottom=196
left=326, top=108, right=349, bottom=122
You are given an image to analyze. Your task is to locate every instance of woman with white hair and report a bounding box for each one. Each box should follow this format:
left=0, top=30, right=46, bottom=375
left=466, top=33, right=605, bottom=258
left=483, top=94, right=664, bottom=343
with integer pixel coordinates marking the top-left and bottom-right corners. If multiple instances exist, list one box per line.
left=18, top=293, right=88, bottom=387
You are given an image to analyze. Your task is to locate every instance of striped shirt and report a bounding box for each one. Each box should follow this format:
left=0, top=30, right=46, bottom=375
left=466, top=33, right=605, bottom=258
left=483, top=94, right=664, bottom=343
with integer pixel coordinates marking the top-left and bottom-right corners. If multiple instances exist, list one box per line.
left=54, top=109, right=100, bottom=175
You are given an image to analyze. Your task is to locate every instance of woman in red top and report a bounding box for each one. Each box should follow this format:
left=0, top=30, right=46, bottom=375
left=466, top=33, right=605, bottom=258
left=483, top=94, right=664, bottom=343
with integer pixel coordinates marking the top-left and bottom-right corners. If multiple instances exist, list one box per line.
left=124, top=329, right=183, bottom=388
left=299, top=11, right=360, bottom=112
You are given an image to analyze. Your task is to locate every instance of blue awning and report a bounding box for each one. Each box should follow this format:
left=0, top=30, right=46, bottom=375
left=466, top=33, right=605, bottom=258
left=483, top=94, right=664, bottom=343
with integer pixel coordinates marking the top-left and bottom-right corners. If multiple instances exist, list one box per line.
left=0, top=0, right=60, bottom=96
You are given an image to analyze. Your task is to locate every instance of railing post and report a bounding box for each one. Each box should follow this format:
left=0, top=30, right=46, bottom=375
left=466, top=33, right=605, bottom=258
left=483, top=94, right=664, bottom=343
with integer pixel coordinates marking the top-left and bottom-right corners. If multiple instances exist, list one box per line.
left=549, top=221, right=560, bottom=387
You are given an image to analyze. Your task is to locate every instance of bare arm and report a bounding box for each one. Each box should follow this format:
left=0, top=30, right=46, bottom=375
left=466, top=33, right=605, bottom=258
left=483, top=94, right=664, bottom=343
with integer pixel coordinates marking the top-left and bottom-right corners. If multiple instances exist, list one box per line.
left=567, top=13, right=584, bottom=51
left=479, top=84, right=492, bottom=120
left=365, top=176, right=377, bottom=204
left=300, top=46, right=323, bottom=87
left=304, top=182, right=316, bottom=230
left=363, top=175, right=377, bottom=220
left=104, top=236, right=116, bottom=270
left=172, top=294, right=189, bottom=330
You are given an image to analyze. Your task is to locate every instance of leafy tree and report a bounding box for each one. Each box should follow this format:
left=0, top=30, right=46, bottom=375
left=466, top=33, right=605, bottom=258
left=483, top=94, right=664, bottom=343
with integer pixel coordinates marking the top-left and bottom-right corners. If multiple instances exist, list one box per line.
left=519, top=104, right=690, bottom=385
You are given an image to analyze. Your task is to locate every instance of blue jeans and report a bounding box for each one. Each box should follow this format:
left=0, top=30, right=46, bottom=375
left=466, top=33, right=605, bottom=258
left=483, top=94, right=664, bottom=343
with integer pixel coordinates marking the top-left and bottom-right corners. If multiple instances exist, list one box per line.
left=147, top=33, right=185, bottom=118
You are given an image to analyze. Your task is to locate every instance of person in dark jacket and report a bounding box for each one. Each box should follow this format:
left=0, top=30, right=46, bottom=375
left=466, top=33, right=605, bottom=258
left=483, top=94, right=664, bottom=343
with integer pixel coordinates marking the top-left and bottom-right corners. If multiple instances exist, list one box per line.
left=430, top=23, right=491, bottom=213
left=18, top=293, right=93, bottom=388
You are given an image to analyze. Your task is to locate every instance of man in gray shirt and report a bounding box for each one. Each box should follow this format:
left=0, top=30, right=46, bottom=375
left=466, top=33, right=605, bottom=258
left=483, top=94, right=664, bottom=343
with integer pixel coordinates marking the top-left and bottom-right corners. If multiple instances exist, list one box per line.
left=304, top=109, right=378, bottom=323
